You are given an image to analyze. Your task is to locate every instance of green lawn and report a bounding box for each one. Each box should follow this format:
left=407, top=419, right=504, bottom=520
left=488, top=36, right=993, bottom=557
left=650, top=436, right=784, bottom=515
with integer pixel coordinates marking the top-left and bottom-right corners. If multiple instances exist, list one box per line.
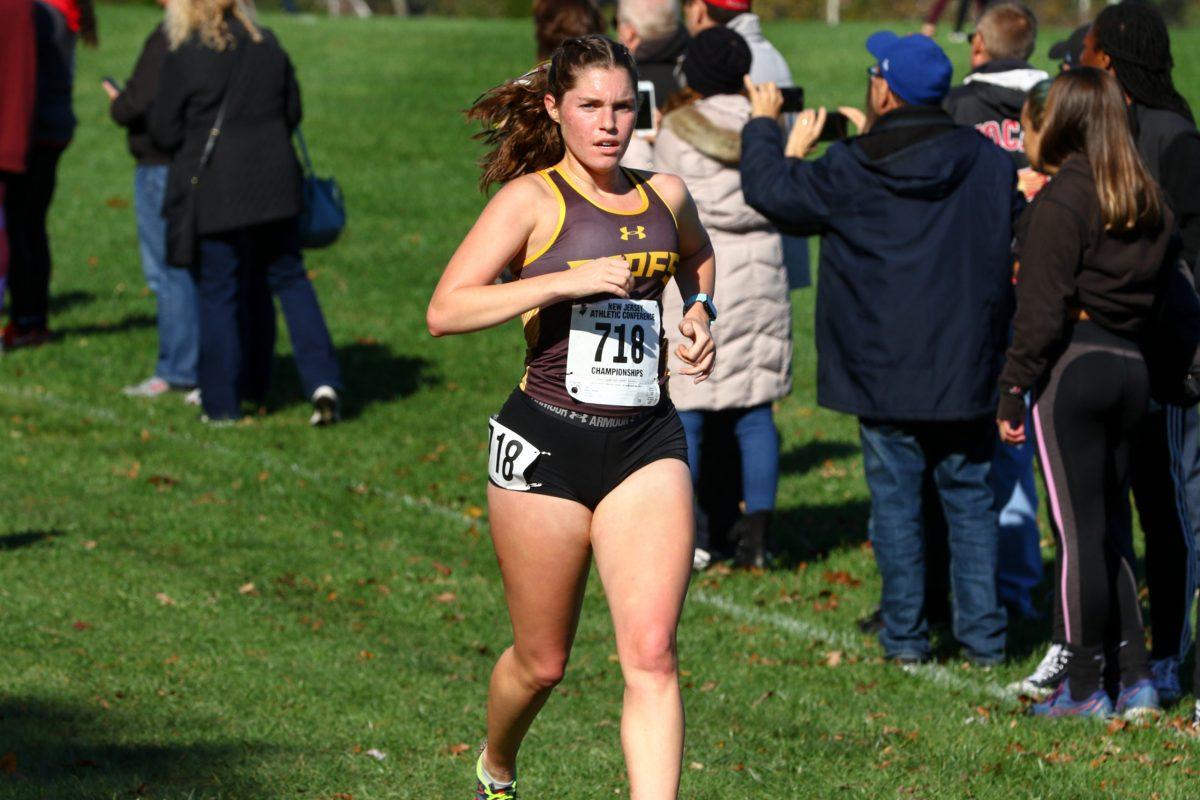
left=3, top=7, right=1200, bottom=798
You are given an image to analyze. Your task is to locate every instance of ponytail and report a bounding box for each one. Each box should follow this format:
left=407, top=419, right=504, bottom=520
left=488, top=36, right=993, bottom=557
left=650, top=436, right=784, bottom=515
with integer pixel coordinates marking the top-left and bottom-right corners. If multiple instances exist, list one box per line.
left=466, top=64, right=565, bottom=193
left=466, top=34, right=639, bottom=193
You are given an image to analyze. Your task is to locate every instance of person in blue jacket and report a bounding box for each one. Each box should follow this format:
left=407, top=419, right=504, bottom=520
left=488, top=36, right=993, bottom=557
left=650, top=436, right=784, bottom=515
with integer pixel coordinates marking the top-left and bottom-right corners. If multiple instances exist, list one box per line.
left=740, top=31, right=1021, bottom=665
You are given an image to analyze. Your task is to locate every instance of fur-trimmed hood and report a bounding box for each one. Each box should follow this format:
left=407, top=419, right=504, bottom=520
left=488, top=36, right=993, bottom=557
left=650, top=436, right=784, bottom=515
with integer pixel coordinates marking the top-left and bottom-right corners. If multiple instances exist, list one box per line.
left=660, top=94, right=748, bottom=165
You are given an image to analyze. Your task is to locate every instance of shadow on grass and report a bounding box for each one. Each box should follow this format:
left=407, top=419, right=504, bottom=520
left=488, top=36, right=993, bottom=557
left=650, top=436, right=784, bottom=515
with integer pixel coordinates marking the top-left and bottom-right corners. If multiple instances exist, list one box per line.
left=773, top=499, right=871, bottom=565
left=266, top=340, right=438, bottom=421
left=56, top=313, right=156, bottom=338
left=0, top=530, right=63, bottom=551
left=779, top=440, right=859, bottom=476
left=47, top=290, right=96, bottom=315
left=0, top=698, right=274, bottom=800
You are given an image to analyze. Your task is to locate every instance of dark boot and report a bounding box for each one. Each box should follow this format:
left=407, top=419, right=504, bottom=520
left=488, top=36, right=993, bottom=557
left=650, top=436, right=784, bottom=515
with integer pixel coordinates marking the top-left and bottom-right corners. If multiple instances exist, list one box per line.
left=733, top=510, right=772, bottom=569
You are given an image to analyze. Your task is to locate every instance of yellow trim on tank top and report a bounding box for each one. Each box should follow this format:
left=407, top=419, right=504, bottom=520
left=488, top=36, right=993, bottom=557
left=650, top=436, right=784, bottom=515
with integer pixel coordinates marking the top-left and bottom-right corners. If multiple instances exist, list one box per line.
left=640, top=173, right=679, bottom=230
left=552, top=165, right=648, bottom=216
left=520, top=170, right=567, bottom=269
left=521, top=307, right=541, bottom=348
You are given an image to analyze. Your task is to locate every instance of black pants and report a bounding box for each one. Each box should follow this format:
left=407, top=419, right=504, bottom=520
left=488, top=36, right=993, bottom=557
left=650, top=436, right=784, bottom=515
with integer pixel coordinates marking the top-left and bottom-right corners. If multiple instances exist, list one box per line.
left=1033, top=322, right=1152, bottom=696
left=194, top=218, right=342, bottom=420
left=3, top=145, right=64, bottom=328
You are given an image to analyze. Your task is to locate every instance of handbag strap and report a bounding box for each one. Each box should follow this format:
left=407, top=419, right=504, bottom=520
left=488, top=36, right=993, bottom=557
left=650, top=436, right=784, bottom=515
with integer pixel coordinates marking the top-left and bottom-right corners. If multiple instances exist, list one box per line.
left=294, top=127, right=315, bottom=177
left=197, top=36, right=250, bottom=173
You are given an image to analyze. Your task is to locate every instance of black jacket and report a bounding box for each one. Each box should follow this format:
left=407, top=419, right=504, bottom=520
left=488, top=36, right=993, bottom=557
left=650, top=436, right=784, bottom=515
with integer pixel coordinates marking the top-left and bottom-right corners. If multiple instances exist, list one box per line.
left=149, top=20, right=302, bottom=236
left=634, top=25, right=687, bottom=110
left=944, top=59, right=1049, bottom=169
left=741, top=106, right=1021, bottom=422
left=110, top=24, right=169, bottom=165
left=1131, top=103, right=1200, bottom=272
left=997, top=154, right=1177, bottom=422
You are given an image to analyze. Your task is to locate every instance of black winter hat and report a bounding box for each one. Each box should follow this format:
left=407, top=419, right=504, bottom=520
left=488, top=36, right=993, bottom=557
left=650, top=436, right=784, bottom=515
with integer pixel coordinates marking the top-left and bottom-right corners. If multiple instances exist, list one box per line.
left=683, top=27, right=752, bottom=98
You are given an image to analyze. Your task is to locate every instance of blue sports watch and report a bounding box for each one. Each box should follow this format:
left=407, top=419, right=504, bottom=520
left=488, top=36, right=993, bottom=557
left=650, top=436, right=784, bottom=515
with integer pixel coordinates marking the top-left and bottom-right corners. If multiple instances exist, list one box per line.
left=684, top=293, right=717, bottom=323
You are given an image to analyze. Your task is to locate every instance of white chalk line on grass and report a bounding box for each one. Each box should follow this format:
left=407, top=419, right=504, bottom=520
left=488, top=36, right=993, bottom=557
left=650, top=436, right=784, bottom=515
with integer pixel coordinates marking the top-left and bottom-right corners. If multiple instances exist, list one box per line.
left=3, top=381, right=1019, bottom=704
left=693, top=592, right=1018, bottom=703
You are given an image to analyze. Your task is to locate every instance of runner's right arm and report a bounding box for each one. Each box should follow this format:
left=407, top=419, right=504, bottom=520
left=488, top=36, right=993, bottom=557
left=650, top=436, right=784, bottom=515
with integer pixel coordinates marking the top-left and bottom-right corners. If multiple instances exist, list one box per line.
left=427, top=176, right=634, bottom=337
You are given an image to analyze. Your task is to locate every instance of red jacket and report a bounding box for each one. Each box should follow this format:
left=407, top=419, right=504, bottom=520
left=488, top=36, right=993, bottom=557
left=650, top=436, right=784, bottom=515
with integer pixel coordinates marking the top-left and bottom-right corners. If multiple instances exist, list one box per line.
left=0, top=0, right=36, bottom=174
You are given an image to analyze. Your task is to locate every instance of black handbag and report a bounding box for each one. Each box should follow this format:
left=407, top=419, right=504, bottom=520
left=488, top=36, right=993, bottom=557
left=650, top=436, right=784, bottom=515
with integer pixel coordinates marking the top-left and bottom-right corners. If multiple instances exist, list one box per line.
left=295, top=128, right=346, bottom=249
left=1142, top=256, right=1200, bottom=406
left=165, top=44, right=246, bottom=267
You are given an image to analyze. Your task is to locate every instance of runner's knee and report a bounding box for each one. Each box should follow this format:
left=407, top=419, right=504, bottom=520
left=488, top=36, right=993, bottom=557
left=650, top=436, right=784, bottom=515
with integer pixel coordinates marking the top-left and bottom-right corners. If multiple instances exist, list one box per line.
left=513, top=646, right=569, bottom=691
left=620, top=627, right=678, bottom=683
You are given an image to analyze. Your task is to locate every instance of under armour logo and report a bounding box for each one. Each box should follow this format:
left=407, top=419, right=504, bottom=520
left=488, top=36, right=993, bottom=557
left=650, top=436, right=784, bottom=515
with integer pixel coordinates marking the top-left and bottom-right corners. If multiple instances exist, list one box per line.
left=619, top=226, right=646, bottom=241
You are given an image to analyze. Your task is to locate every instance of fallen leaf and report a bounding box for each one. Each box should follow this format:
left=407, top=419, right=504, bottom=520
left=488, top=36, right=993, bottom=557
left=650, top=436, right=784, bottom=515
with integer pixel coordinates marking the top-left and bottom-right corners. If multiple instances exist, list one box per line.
left=445, top=743, right=471, bottom=757
left=434, top=592, right=457, bottom=604
left=0, top=752, right=16, bottom=775
left=155, top=592, right=176, bottom=606
left=822, top=570, right=863, bottom=588
left=105, top=196, right=130, bottom=209
left=466, top=506, right=484, bottom=519
left=238, top=582, right=257, bottom=595
left=1107, top=718, right=1129, bottom=735
left=824, top=650, right=843, bottom=667
left=83, top=540, right=97, bottom=550
left=140, top=428, right=152, bottom=442
left=73, top=620, right=92, bottom=631
left=432, top=562, right=452, bottom=577
left=364, top=748, right=387, bottom=761
left=700, top=680, right=718, bottom=692
left=358, top=650, right=375, bottom=661
left=689, top=762, right=705, bottom=771
left=147, top=475, right=177, bottom=490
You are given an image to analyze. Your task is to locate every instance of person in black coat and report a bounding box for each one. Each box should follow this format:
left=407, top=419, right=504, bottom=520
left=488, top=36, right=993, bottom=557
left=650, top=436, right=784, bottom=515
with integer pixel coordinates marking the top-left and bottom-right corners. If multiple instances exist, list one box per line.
left=149, top=2, right=342, bottom=425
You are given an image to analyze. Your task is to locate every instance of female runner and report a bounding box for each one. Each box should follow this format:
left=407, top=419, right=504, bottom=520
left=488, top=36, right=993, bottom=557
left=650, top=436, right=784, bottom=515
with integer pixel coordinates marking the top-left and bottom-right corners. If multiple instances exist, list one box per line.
left=426, top=34, right=716, bottom=800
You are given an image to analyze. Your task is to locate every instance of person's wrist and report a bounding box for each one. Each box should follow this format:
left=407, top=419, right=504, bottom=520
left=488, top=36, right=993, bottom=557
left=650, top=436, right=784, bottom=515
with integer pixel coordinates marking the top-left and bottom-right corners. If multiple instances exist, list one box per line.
left=996, top=390, right=1025, bottom=425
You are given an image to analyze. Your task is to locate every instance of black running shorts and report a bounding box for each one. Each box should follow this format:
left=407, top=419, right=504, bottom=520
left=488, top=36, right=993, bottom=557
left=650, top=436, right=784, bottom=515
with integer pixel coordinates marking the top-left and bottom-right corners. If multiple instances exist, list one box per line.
left=486, top=388, right=689, bottom=511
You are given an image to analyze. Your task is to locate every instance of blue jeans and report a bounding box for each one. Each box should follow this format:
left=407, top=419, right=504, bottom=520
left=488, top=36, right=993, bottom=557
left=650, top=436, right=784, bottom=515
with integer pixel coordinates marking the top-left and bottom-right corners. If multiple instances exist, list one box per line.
left=679, top=404, right=779, bottom=516
left=860, top=418, right=1007, bottom=663
left=991, top=401, right=1042, bottom=617
left=195, top=218, right=341, bottom=420
left=135, top=164, right=198, bottom=386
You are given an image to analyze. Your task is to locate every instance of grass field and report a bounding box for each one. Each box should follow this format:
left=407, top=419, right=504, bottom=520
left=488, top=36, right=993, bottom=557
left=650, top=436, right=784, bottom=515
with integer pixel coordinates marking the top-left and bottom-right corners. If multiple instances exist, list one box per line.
left=4, top=7, right=1200, bottom=798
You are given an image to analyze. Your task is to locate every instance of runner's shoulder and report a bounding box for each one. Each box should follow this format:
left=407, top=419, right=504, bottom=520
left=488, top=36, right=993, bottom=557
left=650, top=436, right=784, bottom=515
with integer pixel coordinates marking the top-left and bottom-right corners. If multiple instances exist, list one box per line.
left=638, top=170, right=690, bottom=214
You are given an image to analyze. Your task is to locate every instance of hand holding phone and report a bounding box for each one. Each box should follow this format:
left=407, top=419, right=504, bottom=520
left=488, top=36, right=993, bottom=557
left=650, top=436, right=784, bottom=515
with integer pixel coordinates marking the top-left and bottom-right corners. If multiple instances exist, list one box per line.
left=101, top=76, right=122, bottom=100
left=635, top=80, right=657, bottom=138
left=780, top=87, right=805, bottom=113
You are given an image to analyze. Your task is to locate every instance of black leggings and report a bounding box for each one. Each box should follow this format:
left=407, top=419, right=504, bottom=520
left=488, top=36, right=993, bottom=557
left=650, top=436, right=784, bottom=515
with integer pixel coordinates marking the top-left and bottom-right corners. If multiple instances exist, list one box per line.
left=1033, top=322, right=1152, bottom=697
left=3, top=145, right=64, bottom=328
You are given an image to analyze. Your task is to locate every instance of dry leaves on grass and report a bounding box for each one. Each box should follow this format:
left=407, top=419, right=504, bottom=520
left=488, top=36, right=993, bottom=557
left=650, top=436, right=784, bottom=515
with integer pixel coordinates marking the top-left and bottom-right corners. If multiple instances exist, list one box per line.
left=155, top=592, right=176, bottom=606
left=445, top=743, right=471, bottom=757
left=434, top=592, right=457, bottom=604
left=0, top=752, right=17, bottom=775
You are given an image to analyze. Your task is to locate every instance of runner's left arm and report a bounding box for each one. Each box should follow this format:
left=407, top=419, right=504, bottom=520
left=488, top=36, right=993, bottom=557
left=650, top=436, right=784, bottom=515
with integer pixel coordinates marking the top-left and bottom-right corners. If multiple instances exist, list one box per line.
left=651, top=173, right=716, bottom=382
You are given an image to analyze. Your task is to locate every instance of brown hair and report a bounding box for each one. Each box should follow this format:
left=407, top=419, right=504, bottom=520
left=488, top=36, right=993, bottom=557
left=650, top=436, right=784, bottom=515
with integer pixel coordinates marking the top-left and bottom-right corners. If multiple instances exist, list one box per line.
left=466, top=34, right=639, bottom=192
left=533, top=0, right=606, bottom=62
left=1037, top=68, right=1163, bottom=234
left=976, top=2, right=1038, bottom=62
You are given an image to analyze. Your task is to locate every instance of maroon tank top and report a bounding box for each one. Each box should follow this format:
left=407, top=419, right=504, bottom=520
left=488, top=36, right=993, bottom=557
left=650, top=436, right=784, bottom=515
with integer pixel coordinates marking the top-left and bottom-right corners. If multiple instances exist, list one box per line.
left=517, top=166, right=681, bottom=417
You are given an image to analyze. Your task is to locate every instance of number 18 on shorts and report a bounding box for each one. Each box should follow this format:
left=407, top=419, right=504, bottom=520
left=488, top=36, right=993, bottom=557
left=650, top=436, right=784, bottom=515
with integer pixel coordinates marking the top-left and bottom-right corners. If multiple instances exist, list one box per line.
left=487, top=417, right=542, bottom=491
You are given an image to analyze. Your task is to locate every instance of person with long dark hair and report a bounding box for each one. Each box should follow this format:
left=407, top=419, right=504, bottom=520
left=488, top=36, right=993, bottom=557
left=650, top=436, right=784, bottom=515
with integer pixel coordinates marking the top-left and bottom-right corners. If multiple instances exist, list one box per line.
left=1081, top=1, right=1200, bottom=714
left=427, top=35, right=715, bottom=799
left=997, top=68, right=1176, bottom=720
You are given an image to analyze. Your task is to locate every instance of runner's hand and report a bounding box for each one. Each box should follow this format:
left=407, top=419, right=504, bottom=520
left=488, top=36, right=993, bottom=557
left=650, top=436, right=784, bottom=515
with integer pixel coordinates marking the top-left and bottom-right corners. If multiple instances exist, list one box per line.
left=555, top=257, right=633, bottom=299
left=676, top=315, right=715, bottom=383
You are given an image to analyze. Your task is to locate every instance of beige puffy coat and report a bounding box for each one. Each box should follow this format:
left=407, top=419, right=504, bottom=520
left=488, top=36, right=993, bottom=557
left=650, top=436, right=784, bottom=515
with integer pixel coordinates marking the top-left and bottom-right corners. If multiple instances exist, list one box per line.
left=655, top=94, right=792, bottom=411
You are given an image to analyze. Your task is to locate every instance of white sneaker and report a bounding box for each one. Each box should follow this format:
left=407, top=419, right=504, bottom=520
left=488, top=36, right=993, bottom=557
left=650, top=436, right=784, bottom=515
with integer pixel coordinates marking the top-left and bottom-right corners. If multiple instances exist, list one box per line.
left=692, top=547, right=713, bottom=571
left=123, top=376, right=172, bottom=398
left=183, top=388, right=202, bottom=406
left=1008, top=643, right=1069, bottom=697
left=1150, top=658, right=1182, bottom=705
left=310, top=385, right=340, bottom=427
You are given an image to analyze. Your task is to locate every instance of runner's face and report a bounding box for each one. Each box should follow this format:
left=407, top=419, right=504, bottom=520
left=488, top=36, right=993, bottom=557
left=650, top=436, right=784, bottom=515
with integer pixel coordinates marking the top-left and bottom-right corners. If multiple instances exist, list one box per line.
left=547, top=67, right=637, bottom=173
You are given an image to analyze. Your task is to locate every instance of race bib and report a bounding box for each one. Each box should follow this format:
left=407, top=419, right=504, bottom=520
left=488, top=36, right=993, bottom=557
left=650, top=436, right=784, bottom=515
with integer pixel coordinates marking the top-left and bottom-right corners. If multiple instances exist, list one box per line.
left=487, top=417, right=542, bottom=492
left=565, top=299, right=661, bottom=407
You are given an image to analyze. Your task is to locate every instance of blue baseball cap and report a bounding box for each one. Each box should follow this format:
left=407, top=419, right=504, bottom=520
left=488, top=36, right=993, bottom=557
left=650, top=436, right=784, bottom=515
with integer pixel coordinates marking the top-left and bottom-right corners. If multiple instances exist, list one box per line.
left=866, top=31, right=953, bottom=107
